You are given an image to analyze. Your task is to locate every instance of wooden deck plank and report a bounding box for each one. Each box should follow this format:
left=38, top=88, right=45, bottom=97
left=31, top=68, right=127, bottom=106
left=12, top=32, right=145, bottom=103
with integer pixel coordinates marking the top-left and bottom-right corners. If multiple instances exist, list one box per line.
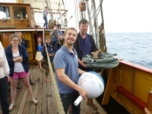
left=81, top=100, right=92, bottom=114
left=80, top=105, right=86, bottom=114
left=16, top=90, right=28, bottom=114
left=47, top=80, right=55, bottom=114
left=22, top=95, right=31, bottom=114
left=22, top=68, right=34, bottom=114
left=10, top=81, right=25, bottom=114
left=93, top=99, right=107, bottom=114
left=49, top=75, right=58, bottom=114
left=41, top=69, right=47, bottom=114
left=29, top=68, right=39, bottom=114
left=35, top=69, right=43, bottom=114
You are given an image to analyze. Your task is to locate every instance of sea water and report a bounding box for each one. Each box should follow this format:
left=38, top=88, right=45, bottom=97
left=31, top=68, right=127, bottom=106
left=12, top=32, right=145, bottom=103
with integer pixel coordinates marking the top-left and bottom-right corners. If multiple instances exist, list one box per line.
left=105, top=32, right=152, bottom=68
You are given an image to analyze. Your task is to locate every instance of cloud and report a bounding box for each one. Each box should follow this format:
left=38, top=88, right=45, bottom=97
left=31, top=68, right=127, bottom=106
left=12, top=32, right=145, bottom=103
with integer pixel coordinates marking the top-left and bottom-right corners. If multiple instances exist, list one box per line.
left=103, top=0, right=152, bottom=33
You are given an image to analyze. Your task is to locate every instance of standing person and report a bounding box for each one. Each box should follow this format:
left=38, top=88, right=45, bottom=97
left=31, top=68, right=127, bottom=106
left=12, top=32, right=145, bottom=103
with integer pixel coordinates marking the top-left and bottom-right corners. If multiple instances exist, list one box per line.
left=36, top=37, right=43, bottom=69
left=15, top=31, right=35, bottom=85
left=54, top=33, right=64, bottom=53
left=0, top=42, right=10, bottom=114
left=42, top=36, right=53, bottom=82
left=50, top=24, right=64, bottom=44
left=54, top=27, right=87, bottom=114
left=43, top=6, right=48, bottom=28
left=5, top=34, right=38, bottom=111
left=74, top=19, right=98, bottom=110
left=15, top=31, right=29, bottom=48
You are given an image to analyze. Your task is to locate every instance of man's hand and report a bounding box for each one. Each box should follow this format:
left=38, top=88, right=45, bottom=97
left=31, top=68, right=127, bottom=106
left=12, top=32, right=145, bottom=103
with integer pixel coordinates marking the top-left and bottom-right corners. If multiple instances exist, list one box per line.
left=79, top=60, right=87, bottom=68
left=78, top=87, right=87, bottom=99
left=49, top=53, right=54, bottom=57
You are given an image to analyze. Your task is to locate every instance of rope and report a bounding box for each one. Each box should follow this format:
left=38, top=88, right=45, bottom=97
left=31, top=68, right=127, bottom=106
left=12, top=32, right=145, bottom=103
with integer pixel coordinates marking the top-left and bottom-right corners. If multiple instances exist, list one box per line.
left=88, top=2, right=101, bottom=23
left=44, top=44, right=65, bottom=114
left=99, top=0, right=107, bottom=52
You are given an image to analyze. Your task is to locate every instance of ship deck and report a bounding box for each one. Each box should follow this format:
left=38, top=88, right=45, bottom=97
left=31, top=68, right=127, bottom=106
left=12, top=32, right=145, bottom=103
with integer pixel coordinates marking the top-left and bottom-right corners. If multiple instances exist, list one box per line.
left=1, top=65, right=107, bottom=114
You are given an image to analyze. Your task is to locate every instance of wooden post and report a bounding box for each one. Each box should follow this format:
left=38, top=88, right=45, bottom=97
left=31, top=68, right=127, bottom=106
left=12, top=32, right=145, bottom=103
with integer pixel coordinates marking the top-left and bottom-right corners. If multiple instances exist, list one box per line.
left=145, top=91, right=152, bottom=114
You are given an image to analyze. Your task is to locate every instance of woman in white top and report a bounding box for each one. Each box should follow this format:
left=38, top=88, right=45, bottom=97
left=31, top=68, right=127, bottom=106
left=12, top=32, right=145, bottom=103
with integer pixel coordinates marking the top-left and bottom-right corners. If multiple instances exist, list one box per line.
left=0, top=41, right=10, bottom=114
left=5, top=34, right=38, bottom=111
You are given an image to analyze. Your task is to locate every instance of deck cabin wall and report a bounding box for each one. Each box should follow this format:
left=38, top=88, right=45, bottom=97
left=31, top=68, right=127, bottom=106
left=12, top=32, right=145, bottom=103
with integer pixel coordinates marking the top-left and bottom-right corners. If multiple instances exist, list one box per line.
left=0, top=3, right=31, bottom=29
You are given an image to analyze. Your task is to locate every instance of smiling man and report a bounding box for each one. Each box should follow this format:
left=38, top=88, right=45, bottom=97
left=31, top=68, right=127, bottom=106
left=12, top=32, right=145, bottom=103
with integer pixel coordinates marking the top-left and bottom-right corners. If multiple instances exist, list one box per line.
left=54, top=27, right=87, bottom=114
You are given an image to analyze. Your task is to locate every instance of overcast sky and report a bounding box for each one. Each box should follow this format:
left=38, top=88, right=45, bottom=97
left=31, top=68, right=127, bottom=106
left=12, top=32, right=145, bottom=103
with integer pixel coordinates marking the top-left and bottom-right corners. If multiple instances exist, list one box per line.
left=1, top=0, right=152, bottom=33
left=103, top=0, right=152, bottom=33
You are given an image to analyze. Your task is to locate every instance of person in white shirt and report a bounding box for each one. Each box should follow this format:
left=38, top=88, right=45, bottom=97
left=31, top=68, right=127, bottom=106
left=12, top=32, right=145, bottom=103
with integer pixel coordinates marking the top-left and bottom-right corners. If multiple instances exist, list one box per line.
left=0, top=41, right=10, bottom=114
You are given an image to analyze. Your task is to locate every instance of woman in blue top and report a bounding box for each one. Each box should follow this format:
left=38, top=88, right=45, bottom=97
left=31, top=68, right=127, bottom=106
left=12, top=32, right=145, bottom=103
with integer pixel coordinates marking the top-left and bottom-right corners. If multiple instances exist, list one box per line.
left=36, top=37, right=43, bottom=69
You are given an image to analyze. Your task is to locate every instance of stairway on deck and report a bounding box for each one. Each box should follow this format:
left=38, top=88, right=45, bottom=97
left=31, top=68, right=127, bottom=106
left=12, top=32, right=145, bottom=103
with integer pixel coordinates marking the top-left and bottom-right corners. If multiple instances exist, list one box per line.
left=1, top=65, right=107, bottom=114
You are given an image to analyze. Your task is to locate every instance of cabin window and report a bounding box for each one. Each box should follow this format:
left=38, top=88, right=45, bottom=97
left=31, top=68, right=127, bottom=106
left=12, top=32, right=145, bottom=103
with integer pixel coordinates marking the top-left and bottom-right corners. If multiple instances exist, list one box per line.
left=13, top=7, right=27, bottom=19
left=0, top=6, right=10, bottom=19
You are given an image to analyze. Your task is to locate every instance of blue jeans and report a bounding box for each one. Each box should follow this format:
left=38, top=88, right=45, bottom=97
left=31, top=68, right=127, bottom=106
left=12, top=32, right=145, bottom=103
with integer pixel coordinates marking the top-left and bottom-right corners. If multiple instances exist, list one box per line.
left=43, top=16, right=47, bottom=28
left=60, top=91, right=80, bottom=114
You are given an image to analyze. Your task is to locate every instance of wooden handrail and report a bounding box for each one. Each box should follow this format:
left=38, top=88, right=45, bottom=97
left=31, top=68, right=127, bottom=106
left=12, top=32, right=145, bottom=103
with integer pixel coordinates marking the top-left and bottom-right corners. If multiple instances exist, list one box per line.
left=116, top=85, right=146, bottom=111
left=44, top=44, right=65, bottom=114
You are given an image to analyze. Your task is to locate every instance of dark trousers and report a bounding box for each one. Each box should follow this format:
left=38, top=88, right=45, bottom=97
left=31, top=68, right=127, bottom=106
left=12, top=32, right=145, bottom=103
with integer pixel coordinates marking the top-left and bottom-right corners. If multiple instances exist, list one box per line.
left=43, top=16, right=47, bottom=28
left=0, top=76, right=9, bottom=114
left=60, top=91, right=80, bottom=114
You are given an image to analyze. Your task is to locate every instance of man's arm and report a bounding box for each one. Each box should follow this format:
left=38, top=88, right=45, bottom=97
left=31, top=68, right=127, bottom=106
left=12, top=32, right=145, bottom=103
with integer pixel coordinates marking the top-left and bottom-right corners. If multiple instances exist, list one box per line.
left=78, top=58, right=87, bottom=68
left=50, top=29, right=55, bottom=36
left=56, top=68, right=87, bottom=98
left=78, top=68, right=86, bottom=75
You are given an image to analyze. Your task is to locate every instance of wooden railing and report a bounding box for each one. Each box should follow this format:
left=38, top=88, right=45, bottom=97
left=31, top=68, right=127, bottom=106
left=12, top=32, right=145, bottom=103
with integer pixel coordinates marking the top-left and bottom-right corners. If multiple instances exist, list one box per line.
left=44, top=44, right=65, bottom=114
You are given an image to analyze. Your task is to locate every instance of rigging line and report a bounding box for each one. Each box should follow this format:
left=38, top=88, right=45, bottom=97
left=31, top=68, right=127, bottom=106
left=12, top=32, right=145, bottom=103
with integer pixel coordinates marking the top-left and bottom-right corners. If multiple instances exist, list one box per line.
left=64, top=0, right=67, bottom=9
left=89, top=11, right=99, bottom=33
left=62, top=0, right=65, bottom=9
left=88, top=2, right=101, bottom=23
left=49, top=2, right=52, bottom=18
left=89, top=5, right=102, bottom=33
left=92, top=0, right=99, bottom=48
left=74, top=0, right=78, bottom=29
left=67, top=1, right=79, bottom=24
left=66, top=0, right=72, bottom=10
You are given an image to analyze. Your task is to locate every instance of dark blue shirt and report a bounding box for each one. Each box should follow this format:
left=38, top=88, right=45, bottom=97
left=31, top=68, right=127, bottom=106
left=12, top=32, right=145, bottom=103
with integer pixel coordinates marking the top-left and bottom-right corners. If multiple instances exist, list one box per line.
left=42, top=43, right=54, bottom=62
left=80, top=34, right=91, bottom=56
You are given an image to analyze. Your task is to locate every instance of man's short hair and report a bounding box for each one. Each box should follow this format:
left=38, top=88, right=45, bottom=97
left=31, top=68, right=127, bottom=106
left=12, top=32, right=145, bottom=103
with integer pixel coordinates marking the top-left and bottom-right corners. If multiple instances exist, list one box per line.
left=45, top=36, right=51, bottom=40
left=64, top=27, right=77, bottom=36
left=79, top=19, right=88, bottom=26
